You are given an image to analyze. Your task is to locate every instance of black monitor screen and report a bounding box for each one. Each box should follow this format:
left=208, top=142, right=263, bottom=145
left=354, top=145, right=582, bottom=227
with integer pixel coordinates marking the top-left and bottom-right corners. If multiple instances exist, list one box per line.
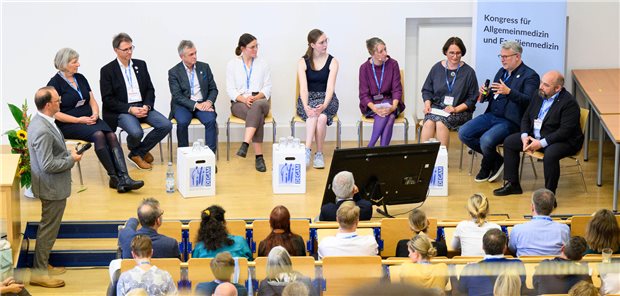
left=321, top=143, right=440, bottom=206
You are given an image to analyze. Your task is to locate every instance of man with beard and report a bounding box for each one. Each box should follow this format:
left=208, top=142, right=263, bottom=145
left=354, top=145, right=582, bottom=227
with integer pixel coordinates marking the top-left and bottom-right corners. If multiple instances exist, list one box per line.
left=493, top=70, right=583, bottom=199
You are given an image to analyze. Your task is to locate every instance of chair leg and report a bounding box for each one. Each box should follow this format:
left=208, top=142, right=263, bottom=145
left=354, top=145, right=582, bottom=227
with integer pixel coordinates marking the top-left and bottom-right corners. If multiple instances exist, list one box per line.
left=76, top=160, right=83, bottom=186
left=459, top=142, right=464, bottom=171
left=290, top=118, right=295, bottom=138
left=226, top=119, right=231, bottom=161
left=404, top=118, right=409, bottom=144
left=577, top=160, right=588, bottom=193
left=519, top=153, right=525, bottom=181
left=529, top=156, right=537, bottom=179
left=336, top=120, right=341, bottom=149
left=272, top=120, right=277, bottom=143
left=168, top=132, right=173, bottom=164
left=416, top=125, right=422, bottom=144
left=158, top=142, right=164, bottom=163
left=357, top=121, right=362, bottom=148
left=469, top=151, right=476, bottom=175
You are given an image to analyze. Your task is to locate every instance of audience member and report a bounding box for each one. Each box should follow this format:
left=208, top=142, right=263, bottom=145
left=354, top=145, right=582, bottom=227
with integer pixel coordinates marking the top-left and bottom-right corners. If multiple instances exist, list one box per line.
left=116, top=235, right=177, bottom=296
left=509, top=189, right=569, bottom=256
left=100, top=32, right=172, bottom=170
left=452, top=193, right=501, bottom=256
left=195, top=252, right=247, bottom=296
left=398, top=233, right=448, bottom=292
left=296, top=28, right=340, bottom=169
left=227, top=33, right=272, bottom=172
left=318, top=201, right=378, bottom=258
left=319, top=171, right=372, bottom=221
left=282, top=281, right=309, bottom=296
left=420, top=36, right=478, bottom=148
left=257, top=246, right=318, bottom=296
left=168, top=40, right=218, bottom=152
left=459, top=40, right=540, bottom=183
left=48, top=47, right=143, bottom=193
left=358, top=37, right=404, bottom=147
left=584, top=208, right=620, bottom=254
left=532, top=236, right=591, bottom=294
left=568, top=280, right=599, bottom=296
left=492, top=269, right=521, bottom=296
left=192, top=205, right=252, bottom=259
left=258, top=205, right=306, bottom=257
left=213, top=282, right=239, bottom=296
left=396, top=209, right=447, bottom=257
left=458, top=229, right=526, bottom=296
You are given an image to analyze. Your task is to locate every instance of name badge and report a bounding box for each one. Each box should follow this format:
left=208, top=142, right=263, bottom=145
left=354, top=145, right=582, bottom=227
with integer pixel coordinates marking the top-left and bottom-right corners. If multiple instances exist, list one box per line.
left=534, top=118, right=543, bottom=130
left=493, top=93, right=500, bottom=100
left=127, top=89, right=142, bottom=104
left=75, top=99, right=85, bottom=108
left=443, top=96, right=454, bottom=106
left=373, top=94, right=384, bottom=101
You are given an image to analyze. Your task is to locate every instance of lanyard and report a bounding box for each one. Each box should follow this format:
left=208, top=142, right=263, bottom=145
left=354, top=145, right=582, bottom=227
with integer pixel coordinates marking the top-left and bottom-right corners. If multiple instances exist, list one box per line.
left=124, top=64, right=134, bottom=89
left=537, top=97, right=555, bottom=120
left=189, top=67, right=196, bottom=96
left=243, top=57, right=254, bottom=90
left=371, top=59, right=385, bottom=94
left=59, top=72, right=83, bottom=100
left=444, top=61, right=461, bottom=94
left=502, top=70, right=512, bottom=84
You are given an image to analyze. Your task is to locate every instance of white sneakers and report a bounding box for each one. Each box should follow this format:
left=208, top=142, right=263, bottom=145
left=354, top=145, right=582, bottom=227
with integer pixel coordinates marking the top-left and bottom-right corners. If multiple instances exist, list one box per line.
left=305, top=148, right=325, bottom=169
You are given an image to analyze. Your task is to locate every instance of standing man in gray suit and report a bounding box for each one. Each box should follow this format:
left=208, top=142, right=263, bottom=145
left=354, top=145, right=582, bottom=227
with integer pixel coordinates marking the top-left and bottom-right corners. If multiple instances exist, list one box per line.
left=27, top=86, right=82, bottom=288
left=168, top=40, right=218, bottom=152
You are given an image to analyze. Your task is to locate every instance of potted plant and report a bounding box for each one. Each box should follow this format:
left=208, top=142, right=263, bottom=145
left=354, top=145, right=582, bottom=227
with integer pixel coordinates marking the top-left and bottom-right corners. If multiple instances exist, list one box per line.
left=4, top=100, right=32, bottom=198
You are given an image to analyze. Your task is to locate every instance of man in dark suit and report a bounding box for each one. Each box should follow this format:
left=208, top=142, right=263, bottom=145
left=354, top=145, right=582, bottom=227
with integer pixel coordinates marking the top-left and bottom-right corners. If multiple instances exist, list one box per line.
left=319, top=171, right=373, bottom=221
left=100, top=32, right=172, bottom=170
left=494, top=71, right=583, bottom=197
left=168, top=40, right=218, bottom=152
left=459, top=41, right=540, bottom=183
left=28, top=86, right=82, bottom=288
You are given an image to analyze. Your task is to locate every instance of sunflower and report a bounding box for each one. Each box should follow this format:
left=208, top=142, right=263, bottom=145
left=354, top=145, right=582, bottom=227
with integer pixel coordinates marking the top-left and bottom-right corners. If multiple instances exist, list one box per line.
left=16, top=129, right=27, bottom=141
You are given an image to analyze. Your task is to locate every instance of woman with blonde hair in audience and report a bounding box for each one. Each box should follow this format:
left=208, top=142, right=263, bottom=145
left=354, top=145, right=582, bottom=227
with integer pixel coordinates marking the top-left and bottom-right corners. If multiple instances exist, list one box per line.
left=452, top=193, right=501, bottom=256
left=568, top=280, right=599, bottom=296
left=257, top=246, right=318, bottom=296
left=584, top=208, right=620, bottom=254
left=192, top=205, right=252, bottom=259
left=258, top=205, right=306, bottom=257
left=493, top=269, right=522, bottom=296
left=395, top=209, right=447, bottom=257
left=399, top=233, right=448, bottom=293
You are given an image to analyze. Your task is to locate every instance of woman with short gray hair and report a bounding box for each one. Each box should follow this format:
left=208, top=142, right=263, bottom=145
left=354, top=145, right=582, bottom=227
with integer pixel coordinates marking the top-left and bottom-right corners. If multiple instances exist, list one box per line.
left=47, top=48, right=143, bottom=193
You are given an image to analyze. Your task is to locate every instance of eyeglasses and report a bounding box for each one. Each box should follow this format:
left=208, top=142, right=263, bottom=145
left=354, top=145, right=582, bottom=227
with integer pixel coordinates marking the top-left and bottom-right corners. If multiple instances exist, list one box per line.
left=158, top=210, right=164, bottom=218
left=317, top=38, right=329, bottom=46
left=498, top=53, right=517, bottom=60
left=246, top=43, right=260, bottom=50
left=447, top=51, right=462, bottom=57
left=117, top=45, right=135, bottom=53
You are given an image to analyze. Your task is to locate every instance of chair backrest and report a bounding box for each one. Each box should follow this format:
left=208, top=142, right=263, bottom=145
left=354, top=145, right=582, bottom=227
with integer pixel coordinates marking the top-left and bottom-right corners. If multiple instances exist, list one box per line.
left=254, top=256, right=316, bottom=283
left=187, top=257, right=249, bottom=292
left=120, top=258, right=181, bottom=283
left=156, top=220, right=183, bottom=242
left=322, top=256, right=383, bottom=296
left=252, top=219, right=310, bottom=257
left=574, top=108, right=590, bottom=158
left=379, top=217, right=438, bottom=257
left=188, top=220, right=248, bottom=256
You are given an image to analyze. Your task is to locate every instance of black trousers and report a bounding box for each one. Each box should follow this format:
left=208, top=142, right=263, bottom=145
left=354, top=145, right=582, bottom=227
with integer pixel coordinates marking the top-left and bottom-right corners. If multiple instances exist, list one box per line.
left=503, top=133, right=578, bottom=194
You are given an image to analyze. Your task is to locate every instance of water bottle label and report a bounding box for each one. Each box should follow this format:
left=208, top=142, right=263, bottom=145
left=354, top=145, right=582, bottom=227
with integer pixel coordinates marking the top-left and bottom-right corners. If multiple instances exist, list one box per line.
left=166, top=179, right=175, bottom=193
left=190, top=166, right=212, bottom=189
left=430, top=166, right=444, bottom=188
left=278, top=163, right=302, bottom=185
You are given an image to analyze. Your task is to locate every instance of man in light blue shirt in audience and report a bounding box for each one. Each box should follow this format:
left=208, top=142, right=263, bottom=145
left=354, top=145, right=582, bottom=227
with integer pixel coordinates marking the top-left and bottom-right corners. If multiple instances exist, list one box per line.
left=508, top=189, right=569, bottom=256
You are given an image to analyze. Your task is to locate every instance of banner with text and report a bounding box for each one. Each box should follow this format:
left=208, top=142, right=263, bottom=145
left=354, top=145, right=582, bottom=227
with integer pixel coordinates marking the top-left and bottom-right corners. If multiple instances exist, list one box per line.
left=474, top=0, right=567, bottom=98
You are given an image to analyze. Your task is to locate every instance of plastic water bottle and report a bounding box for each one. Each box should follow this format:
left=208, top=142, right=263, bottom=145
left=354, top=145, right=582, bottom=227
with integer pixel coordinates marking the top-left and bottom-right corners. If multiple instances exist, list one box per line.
left=166, top=162, right=175, bottom=193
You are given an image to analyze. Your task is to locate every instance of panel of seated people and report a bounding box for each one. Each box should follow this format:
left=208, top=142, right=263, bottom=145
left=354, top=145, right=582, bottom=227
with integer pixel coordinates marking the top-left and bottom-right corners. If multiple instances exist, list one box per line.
left=187, top=257, right=249, bottom=293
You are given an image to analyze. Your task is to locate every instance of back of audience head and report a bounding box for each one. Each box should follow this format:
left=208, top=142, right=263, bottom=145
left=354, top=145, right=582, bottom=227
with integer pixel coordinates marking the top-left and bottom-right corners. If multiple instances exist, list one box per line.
left=131, top=234, right=153, bottom=259
left=137, top=197, right=162, bottom=228
left=213, top=282, right=238, bottom=296
left=266, top=246, right=293, bottom=280
left=210, top=251, right=235, bottom=282
left=282, top=281, right=309, bottom=296
left=467, top=193, right=489, bottom=226
left=332, top=171, right=355, bottom=199
left=336, top=201, right=360, bottom=230
left=493, top=269, right=522, bottom=296
left=407, top=233, right=437, bottom=262
left=585, top=208, right=620, bottom=253
left=568, top=280, right=599, bottom=296
left=262, top=205, right=299, bottom=255
left=562, top=236, right=588, bottom=261
left=483, top=228, right=507, bottom=256
left=531, top=188, right=556, bottom=215
left=408, top=209, right=430, bottom=234
left=125, top=288, right=148, bottom=296
left=197, top=205, right=233, bottom=251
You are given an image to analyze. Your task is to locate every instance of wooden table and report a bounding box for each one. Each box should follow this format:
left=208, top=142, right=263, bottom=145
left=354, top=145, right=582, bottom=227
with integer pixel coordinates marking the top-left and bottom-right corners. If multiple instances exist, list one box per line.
left=0, top=154, right=21, bottom=266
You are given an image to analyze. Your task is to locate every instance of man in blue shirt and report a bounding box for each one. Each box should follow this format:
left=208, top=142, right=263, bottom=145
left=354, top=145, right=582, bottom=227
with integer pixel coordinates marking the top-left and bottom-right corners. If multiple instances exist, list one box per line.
left=459, top=41, right=540, bottom=184
left=458, top=228, right=526, bottom=296
left=494, top=71, right=583, bottom=197
left=508, top=189, right=570, bottom=256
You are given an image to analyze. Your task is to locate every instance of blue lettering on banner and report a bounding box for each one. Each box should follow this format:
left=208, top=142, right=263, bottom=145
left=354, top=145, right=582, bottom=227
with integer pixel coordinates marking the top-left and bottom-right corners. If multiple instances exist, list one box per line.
left=279, top=163, right=302, bottom=185
left=190, top=166, right=212, bottom=189
left=430, top=166, right=444, bottom=188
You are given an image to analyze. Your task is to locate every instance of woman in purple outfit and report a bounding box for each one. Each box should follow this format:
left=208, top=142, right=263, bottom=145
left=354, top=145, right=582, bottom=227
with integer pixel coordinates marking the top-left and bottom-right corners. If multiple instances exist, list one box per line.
left=358, top=37, right=404, bottom=147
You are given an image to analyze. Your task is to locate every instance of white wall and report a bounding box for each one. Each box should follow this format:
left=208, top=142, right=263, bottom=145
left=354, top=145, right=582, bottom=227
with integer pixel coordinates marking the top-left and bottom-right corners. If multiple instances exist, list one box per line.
left=2, top=1, right=618, bottom=145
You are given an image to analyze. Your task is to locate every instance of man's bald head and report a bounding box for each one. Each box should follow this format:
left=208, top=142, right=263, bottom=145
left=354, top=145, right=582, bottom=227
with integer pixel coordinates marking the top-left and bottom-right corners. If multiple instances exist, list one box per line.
left=213, top=282, right=238, bottom=296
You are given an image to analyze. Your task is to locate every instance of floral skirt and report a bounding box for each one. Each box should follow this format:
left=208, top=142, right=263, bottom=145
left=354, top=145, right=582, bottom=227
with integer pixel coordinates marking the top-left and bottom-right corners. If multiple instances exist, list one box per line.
left=296, top=92, right=339, bottom=126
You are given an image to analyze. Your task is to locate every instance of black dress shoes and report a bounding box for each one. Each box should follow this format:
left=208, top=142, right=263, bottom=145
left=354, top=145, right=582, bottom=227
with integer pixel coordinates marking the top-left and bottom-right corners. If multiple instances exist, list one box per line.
left=236, top=142, right=249, bottom=158
left=255, top=157, right=267, bottom=172
left=493, top=181, right=523, bottom=196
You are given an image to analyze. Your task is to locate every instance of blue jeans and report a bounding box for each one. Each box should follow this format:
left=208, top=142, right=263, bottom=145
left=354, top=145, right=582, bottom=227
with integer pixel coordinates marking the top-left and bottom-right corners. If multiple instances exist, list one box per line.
left=174, top=106, right=217, bottom=152
left=118, top=110, right=172, bottom=157
left=458, top=113, right=517, bottom=170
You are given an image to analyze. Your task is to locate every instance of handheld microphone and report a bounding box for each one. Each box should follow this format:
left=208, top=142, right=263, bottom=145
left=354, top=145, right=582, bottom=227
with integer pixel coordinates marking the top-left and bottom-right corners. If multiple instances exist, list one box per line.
left=478, top=79, right=491, bottom=102
left=76, top=143, right=92, bottom=155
